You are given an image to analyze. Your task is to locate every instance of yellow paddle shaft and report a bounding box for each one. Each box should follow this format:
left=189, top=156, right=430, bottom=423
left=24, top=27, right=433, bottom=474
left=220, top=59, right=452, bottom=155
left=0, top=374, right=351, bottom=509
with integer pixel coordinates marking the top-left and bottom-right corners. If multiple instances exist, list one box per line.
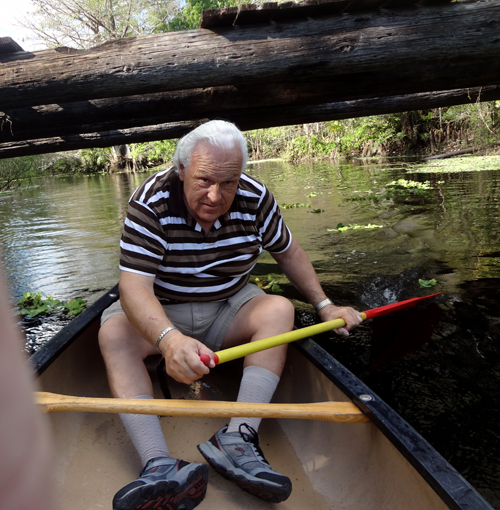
left=215, top=312, right=367, bottom=364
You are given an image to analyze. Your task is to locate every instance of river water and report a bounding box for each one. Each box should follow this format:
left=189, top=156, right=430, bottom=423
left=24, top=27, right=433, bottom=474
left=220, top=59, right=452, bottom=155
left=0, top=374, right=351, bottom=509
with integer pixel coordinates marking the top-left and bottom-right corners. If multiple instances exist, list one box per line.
left=1, top=158, right=500, bottom=507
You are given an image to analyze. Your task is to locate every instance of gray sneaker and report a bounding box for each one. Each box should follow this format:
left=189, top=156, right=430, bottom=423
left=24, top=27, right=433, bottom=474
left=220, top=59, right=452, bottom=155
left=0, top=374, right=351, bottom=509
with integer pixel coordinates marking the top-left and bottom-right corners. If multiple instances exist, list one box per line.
left=197, top=424, right=292, bottom=503
left=113, top=457, right=208, bottom=510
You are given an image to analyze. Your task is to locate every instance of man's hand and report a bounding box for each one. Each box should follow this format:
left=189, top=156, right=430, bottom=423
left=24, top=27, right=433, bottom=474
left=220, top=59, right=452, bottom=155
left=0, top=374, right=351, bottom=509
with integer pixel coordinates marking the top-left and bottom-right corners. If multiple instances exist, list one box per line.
left=159, top=330, right=216, bottom=384
left=318, top=305, right=363, bottom=337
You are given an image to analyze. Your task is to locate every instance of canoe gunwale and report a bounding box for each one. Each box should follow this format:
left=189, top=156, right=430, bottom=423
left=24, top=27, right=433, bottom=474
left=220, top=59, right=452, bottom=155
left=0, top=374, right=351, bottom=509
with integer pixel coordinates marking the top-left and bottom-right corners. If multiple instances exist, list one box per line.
left=29, top=284, right=119, bottom=376
left=29, top=285, right=493, bottom=510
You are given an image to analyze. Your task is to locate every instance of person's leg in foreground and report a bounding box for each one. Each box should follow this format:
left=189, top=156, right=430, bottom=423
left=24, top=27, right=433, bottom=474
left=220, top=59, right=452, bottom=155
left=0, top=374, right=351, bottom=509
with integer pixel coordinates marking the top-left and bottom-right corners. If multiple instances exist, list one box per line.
left=0, top=267, right=57, bottom=510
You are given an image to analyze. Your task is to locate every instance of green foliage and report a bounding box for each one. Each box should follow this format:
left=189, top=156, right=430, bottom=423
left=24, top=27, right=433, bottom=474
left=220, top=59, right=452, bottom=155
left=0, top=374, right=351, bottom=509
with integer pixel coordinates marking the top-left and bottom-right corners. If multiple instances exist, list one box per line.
left=130, top=140, right=178, bottom=169
left=81, top=148, right=111, bottom=172
left=46, top=154, right=85, bottom=175
left=17, top=292, right=87, bottom=318
left=284, top=134, right=337, bottom=161
left=0, top=156, right=42, bottom=192
left=166, top=0, right=238, bottom=31
left=329, top=115, right=409, bottom=156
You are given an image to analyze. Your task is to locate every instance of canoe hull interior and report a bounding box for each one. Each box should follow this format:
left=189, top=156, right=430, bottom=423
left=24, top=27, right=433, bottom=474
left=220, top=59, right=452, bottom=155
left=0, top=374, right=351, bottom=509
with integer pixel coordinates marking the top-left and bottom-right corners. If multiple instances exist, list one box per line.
left=36, top=318, right=449, bottom=510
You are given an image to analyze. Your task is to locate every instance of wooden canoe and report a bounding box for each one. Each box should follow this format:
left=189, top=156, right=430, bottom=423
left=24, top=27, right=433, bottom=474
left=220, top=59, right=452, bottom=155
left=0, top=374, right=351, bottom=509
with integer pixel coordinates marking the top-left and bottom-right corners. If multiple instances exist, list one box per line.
left=30, top=285, right=493, bottom=510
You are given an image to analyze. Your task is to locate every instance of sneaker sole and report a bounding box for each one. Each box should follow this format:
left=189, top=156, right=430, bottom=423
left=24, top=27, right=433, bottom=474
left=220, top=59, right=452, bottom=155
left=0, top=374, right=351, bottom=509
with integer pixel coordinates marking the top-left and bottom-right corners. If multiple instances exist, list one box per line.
left=114, top=464, right=209, bottom=510
left=197, top=443, right=291, bottom=503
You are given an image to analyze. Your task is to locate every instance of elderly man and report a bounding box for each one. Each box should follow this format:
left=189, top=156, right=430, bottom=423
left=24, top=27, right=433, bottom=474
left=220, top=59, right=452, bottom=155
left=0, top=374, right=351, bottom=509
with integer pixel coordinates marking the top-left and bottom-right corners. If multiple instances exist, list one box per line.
left=99, top=120, right=362, bottom=510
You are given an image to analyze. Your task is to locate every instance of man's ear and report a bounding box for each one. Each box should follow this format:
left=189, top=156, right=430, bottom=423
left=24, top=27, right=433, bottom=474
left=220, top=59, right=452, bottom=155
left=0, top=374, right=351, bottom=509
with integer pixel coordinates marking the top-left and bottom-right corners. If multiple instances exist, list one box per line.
left=178, top=164, right=185, bottom=180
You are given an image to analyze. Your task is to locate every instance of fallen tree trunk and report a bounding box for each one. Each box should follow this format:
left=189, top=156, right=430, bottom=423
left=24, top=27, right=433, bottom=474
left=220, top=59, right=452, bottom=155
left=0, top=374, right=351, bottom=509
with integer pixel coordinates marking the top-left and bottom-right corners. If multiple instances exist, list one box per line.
left=0, top=122, right=201, bottom=160
left=4, top=87, right=500, bottom=159
left=1, top=2, right=500, bottom=109
left=3, top=85, right=500, bottom=144
left=422, top=141, right=500, bottom=162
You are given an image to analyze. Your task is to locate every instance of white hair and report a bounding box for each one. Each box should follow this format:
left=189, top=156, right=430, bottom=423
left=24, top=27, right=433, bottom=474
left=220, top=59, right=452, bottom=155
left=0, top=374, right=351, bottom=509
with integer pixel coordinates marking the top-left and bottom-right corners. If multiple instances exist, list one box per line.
left=173, top=120, right=248, bottom=173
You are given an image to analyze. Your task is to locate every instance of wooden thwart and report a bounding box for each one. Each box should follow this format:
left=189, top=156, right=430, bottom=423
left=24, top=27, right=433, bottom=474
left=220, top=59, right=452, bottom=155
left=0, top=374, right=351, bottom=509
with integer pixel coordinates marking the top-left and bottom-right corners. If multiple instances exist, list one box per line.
left=35, top=392, right=370, bottom=423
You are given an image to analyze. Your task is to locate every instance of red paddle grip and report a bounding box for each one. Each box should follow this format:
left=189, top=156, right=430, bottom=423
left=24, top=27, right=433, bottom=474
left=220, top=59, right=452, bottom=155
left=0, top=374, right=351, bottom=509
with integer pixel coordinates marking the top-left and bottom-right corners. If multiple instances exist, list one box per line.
left=200, top=353, right=219, bottom=366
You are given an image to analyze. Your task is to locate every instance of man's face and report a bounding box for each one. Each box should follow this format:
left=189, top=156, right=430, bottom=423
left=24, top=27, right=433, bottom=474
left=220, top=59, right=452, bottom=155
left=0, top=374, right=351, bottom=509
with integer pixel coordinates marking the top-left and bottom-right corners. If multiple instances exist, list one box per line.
left=179, top=141, right=242, bottom=230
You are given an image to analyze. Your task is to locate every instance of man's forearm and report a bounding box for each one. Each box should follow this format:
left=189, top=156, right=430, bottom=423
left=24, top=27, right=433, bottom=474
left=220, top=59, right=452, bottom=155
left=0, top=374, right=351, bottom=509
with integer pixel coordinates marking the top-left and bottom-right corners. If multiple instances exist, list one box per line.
left=272, top=237, right=329, bottom=308
left=119, top=272, right=173, bottom=348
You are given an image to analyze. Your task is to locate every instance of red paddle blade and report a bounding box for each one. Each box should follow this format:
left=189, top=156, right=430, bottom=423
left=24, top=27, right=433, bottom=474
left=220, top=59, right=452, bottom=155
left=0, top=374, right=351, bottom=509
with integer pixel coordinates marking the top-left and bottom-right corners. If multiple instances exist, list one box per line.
left=362, top=292, right=441, bottom=320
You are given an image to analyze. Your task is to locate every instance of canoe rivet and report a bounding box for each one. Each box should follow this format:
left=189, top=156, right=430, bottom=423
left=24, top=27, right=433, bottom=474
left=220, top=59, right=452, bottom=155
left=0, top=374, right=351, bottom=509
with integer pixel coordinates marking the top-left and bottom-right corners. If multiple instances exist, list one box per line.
left=359, top=394, right=373, bottom=402
left=109, top=293, right=117, bottom=298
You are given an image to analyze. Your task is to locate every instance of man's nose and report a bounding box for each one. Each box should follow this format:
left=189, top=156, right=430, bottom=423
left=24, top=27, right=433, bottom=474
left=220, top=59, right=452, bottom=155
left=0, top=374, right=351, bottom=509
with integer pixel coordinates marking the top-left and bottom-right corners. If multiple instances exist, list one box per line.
left=207, top=184, right=221, bottom=202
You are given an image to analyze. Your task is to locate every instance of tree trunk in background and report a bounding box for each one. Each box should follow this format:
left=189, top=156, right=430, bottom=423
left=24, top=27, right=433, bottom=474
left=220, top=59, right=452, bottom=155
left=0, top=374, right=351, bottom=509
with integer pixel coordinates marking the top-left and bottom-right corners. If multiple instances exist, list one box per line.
left=111, top=145, right=133, bottom=172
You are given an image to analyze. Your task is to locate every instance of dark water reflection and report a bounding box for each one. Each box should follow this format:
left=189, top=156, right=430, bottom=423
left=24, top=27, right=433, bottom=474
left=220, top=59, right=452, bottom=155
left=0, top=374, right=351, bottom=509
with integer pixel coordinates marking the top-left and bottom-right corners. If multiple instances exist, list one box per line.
left=1, top=158, right=500, bottom=506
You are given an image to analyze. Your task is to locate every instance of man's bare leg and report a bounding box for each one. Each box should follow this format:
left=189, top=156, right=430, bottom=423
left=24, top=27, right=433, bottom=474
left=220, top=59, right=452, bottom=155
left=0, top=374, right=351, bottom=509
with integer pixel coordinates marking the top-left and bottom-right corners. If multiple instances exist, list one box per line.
left=99, top=314, right=158, bottom=399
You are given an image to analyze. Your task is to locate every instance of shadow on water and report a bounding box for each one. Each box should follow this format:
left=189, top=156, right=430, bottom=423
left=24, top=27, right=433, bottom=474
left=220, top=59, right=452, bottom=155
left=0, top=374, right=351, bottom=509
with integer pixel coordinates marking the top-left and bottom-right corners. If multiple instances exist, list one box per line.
left=1, top=157, right=500, bottom=507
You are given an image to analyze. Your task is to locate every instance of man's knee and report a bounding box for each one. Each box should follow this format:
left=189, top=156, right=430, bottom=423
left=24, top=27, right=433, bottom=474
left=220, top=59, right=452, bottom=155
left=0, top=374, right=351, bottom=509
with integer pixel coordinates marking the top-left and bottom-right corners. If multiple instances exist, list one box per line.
left=99, top=315, right=157, bottom=363
left=98, top=319, right=119, bottom=356
left=98, top=315, right=132, bottom=356
left=264, top=294, right=295, bottom=321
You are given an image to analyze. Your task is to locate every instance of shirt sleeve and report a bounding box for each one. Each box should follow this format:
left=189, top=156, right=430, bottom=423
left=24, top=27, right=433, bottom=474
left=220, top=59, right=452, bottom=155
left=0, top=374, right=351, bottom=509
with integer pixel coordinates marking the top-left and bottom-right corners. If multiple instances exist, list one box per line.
left=255, top=186, right=292, bottom=254
left=119, top=198, right=166, bottom=277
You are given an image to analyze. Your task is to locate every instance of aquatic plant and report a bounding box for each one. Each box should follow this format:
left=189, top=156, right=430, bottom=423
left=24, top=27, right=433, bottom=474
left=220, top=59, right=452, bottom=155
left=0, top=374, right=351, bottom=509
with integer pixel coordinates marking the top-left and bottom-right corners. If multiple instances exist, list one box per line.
left=281, top=203, right=312, bottom=209
left=387, top=179, right=433, bottom=190
left=411, top=155, right=500, bottom=174
left=17, top=292, right=87, bottom=318
left=328, top=223, right=383, bottom=233
left=419, top=279, right=438, bottom=288
left=251, top=276, right=284, bottom=294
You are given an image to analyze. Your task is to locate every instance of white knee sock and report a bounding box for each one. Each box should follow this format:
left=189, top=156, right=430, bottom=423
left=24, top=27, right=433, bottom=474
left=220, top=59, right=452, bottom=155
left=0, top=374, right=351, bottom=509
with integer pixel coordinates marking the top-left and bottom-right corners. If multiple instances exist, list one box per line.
left=119, top=395, right=170, bottom=467
left=226, top=365, right=280, bottom=434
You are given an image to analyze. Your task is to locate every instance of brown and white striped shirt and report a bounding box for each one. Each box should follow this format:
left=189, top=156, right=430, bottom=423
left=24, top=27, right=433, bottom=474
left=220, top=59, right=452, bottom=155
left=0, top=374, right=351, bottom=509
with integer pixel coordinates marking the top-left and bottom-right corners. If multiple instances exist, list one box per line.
left=119, top=167, right=291, bottom=303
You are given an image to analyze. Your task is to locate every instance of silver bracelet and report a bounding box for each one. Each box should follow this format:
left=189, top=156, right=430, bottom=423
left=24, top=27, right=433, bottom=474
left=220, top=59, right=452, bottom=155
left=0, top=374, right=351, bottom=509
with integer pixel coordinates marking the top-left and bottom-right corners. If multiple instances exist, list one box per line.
left=156, top=326, right=178, bottom=353
left=314, top=298, right=334, bottom=313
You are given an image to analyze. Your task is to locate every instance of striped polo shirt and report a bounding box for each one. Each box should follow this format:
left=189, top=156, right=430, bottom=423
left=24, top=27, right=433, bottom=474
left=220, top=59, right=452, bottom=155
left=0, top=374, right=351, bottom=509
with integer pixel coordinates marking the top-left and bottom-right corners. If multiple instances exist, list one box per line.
left=119, top=166, right=291, bottom=303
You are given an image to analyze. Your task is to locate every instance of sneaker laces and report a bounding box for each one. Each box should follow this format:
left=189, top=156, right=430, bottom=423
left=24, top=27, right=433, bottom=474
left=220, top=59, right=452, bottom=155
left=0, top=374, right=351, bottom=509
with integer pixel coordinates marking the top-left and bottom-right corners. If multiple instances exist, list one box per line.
left=237, top=423, right=270, bottom=466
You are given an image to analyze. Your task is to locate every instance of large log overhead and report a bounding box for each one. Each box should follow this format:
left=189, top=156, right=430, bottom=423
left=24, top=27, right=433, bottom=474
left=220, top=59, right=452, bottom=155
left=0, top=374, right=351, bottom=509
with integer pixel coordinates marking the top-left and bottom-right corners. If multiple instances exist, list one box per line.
left=2, top=86, right=500, bottom=159
left=3, top=85, right=500, bottom=146
left=4, top=52, right=500, bottom=143
left=1, top=1, right=499, bottom=110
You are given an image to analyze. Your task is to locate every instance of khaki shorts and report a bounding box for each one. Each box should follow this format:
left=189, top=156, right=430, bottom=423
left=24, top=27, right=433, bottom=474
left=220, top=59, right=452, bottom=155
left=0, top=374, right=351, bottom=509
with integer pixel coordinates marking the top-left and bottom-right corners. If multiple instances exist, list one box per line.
left=100, top=283, right=265, bottom=351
